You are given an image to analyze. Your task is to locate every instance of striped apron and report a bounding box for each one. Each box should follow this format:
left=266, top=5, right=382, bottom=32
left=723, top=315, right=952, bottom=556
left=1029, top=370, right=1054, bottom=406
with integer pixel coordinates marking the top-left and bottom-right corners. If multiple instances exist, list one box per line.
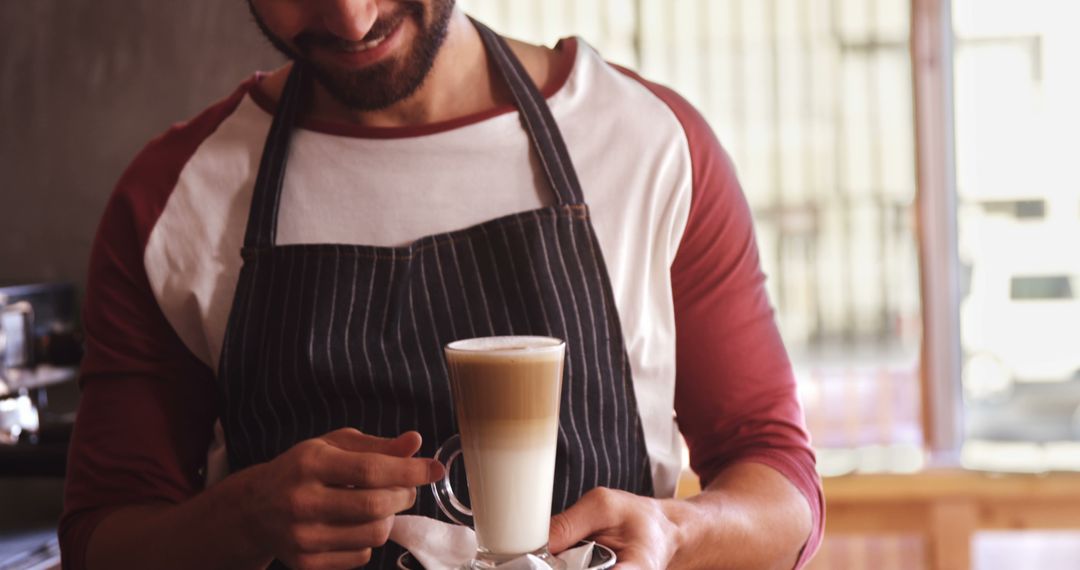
left=215, top=21, right=653, bottom=568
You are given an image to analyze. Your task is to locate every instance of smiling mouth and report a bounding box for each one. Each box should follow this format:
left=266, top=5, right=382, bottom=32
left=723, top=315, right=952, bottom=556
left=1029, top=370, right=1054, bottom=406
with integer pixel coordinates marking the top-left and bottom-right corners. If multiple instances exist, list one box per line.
left=311, top=13, right=406, bottom=56
left=335, top=28, right=394, bottom=53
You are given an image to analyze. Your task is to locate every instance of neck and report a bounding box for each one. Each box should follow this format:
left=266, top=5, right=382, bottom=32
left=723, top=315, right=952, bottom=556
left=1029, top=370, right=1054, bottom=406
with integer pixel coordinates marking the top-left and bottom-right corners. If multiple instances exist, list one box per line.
left=306, top=10, right=494, bottom=128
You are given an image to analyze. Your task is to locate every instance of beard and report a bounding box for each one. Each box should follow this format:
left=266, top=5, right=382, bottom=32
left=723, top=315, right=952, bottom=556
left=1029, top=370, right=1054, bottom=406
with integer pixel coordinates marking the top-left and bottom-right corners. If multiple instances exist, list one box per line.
left=248, top=0, right=455, bottom=111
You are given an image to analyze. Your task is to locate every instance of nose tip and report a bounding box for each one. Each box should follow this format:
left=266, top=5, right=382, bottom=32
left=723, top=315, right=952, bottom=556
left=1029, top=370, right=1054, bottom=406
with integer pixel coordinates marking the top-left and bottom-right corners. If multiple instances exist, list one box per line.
left=322, top=0, right=379, bottom=41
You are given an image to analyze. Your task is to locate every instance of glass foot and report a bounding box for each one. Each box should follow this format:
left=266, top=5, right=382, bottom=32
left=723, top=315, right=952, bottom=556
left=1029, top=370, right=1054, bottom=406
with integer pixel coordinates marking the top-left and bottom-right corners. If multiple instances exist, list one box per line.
left=464, top=545, right=567, bottom=569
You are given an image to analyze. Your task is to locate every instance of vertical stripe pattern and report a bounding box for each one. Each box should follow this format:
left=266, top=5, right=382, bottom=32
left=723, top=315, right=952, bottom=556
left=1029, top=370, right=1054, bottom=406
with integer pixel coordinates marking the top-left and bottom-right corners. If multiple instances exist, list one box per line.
left=215, top=21, right=652, bottom=569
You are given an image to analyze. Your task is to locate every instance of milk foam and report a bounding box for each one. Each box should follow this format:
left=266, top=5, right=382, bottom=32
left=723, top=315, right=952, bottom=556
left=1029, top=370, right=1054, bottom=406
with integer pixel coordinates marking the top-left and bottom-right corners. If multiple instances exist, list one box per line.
left=446, top=336, right=564, bottom=355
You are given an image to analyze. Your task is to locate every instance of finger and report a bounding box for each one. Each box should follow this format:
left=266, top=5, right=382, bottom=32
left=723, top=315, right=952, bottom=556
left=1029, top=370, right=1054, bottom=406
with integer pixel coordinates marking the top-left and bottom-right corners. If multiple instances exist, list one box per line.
left=316, top=448, right=444, bottom=488
left=321, top=428, right=422, bottom=458
left=378, top=431, right=423, bottom=457
left=318, top=486, right=417, bottom=523
left=292, top=518, right=394, bottom=553
left=286, top=548, right=372, bottom=570
left=549, top=488, right=625, bottom=553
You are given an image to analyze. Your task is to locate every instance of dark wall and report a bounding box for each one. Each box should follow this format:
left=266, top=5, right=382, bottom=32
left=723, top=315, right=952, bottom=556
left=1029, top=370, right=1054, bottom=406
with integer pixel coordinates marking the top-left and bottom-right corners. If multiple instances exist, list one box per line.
left=0, top=1, right=282, bottom=288
left=0, top=1, right=282, bottom=533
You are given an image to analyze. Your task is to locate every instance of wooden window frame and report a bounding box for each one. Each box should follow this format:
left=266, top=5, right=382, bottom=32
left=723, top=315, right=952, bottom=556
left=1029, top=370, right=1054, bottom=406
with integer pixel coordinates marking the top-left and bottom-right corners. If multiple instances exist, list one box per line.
left=911, top=0, right=964, bottom=463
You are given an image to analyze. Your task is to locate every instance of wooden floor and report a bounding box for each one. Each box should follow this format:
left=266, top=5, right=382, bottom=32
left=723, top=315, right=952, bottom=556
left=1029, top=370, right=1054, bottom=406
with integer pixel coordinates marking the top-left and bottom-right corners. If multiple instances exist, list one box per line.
left=677, top=469, right=1080, bottom=570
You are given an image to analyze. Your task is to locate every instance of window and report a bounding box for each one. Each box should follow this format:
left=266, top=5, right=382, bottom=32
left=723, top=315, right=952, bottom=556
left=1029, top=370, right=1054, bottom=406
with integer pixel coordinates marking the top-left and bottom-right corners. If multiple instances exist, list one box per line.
left=461, top=0, right=925, bottom=476
left=954, top=0, right=1080, bottom=471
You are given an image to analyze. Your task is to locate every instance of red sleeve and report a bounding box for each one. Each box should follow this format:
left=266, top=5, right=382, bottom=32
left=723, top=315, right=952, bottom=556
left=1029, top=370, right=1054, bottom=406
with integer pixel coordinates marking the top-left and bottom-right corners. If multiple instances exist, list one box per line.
left=616, top=68, right=824, bottom=567
left=59, top=80, right=253, bottom=570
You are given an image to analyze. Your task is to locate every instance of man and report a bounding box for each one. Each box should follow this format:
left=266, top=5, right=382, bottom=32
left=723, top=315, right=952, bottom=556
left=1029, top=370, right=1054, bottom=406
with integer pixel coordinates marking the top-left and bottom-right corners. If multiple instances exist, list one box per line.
left=61, top=1, right=823, bottom=569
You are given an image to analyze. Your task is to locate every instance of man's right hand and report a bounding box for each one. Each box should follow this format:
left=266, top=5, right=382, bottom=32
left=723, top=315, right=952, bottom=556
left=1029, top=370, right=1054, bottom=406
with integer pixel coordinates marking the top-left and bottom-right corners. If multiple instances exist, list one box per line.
left=242, top=428, right=444, bottom=569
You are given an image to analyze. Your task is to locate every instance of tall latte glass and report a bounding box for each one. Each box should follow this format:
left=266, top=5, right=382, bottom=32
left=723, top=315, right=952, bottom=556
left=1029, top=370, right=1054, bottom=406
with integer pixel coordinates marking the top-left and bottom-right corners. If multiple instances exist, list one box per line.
left=433, top=336, right=566, bottom=569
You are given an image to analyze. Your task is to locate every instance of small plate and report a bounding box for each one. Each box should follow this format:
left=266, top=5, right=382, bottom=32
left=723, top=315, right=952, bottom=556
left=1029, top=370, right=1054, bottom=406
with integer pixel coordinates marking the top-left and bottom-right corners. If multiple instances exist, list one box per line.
left=396, top=541, right=616, bottom=570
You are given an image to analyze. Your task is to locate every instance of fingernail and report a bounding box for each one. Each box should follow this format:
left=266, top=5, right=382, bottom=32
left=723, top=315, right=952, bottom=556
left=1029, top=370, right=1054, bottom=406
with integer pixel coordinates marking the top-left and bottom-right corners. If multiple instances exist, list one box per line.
left=428, top=459, right=445, bottom=479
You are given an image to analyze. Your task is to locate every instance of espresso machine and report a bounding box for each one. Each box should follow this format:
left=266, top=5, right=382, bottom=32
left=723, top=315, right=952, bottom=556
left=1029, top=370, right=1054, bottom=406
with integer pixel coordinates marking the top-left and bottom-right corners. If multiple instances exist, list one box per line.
left=0, top=294, right=37, bottom=445
left=0, top=282, right=81, bottom=475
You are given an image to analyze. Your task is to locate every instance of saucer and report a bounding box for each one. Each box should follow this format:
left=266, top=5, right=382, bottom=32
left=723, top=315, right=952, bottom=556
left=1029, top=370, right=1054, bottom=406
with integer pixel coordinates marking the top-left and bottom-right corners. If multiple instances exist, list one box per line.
left=396, top=541, right=616, bottom=570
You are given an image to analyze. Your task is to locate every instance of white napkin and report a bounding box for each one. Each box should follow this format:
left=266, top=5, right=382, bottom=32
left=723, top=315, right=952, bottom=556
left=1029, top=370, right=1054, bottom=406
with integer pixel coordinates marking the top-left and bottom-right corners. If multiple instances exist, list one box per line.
left=390, top=515, right=596, bottom=570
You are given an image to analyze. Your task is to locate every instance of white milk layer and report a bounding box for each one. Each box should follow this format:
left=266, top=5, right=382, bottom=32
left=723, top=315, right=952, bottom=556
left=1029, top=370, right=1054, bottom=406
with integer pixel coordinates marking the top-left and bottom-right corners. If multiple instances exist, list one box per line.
left=462, top=440, right=559, bottom=555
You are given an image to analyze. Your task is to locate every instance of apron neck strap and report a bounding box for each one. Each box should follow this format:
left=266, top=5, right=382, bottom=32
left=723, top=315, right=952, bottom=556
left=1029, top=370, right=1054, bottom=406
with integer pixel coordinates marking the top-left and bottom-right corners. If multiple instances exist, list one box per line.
left=243, top=20, right=584, bottom=249
left=244, top=63, right=308, bottom=249
left=471, top=18, right=585, bottom=207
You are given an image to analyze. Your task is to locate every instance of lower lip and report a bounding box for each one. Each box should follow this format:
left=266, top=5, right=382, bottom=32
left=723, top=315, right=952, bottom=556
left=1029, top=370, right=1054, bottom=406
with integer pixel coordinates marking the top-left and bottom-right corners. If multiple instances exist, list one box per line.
left=318, top=21, right=404, bottom=69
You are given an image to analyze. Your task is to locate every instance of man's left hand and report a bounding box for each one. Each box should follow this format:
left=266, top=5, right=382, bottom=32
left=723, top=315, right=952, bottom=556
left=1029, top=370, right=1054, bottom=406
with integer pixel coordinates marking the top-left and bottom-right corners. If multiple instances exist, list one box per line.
left=549, top=487, right=694, bottom=569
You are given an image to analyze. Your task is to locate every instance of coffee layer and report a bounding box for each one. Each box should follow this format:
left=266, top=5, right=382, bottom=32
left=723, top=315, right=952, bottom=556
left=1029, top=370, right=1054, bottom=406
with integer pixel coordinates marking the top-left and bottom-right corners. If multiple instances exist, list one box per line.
left=446, top=349, right=563, bottom=422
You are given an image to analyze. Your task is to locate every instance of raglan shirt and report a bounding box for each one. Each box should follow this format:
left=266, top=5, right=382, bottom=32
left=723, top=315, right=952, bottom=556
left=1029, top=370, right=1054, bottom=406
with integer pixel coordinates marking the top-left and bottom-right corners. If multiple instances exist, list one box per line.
left=60, top=38, right=823, bottom=569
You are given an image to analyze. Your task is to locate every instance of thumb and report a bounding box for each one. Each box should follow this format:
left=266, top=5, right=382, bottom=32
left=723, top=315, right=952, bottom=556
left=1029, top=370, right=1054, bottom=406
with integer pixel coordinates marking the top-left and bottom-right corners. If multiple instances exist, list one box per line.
left=548, top=511, right=580, bottom=554
left=322, top=428, right=423, bottom=458
left=549, top=490, right=618, bottom=553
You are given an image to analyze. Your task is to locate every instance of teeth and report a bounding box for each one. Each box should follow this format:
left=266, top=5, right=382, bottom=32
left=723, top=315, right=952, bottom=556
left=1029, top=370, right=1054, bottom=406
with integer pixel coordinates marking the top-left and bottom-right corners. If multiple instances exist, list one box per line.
left=341, top=34, right=386, bottom=53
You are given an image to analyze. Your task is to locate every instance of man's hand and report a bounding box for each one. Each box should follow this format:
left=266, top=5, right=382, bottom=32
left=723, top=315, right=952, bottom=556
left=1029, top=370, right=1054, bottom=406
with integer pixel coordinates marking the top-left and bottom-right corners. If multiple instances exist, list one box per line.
left=242, top=428, right=444, bottom=570
left=549, top=487, right=692, bottom=570
left=549, top=464, right=813, bottom=570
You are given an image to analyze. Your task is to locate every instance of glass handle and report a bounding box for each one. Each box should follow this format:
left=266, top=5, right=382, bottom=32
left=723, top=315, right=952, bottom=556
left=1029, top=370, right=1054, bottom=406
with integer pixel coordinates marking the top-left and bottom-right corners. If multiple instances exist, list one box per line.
left=431, top=434, right=474, bottom=527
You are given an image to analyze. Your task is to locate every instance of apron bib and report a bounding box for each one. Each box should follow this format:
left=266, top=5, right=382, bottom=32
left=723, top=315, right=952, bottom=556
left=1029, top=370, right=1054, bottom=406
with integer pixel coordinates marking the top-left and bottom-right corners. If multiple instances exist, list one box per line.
left=216, top=21, right=653, bottom=568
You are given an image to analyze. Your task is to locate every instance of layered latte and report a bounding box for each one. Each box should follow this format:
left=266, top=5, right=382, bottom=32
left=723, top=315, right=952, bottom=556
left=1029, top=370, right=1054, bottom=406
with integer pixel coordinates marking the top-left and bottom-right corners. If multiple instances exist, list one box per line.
left=445, top=336, right=565, bottom=557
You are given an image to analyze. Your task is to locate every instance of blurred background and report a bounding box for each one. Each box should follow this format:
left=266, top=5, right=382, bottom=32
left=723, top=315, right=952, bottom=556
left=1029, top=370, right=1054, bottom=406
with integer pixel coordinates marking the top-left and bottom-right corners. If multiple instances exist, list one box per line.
left=2, top=0, right=1079, bottom=568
